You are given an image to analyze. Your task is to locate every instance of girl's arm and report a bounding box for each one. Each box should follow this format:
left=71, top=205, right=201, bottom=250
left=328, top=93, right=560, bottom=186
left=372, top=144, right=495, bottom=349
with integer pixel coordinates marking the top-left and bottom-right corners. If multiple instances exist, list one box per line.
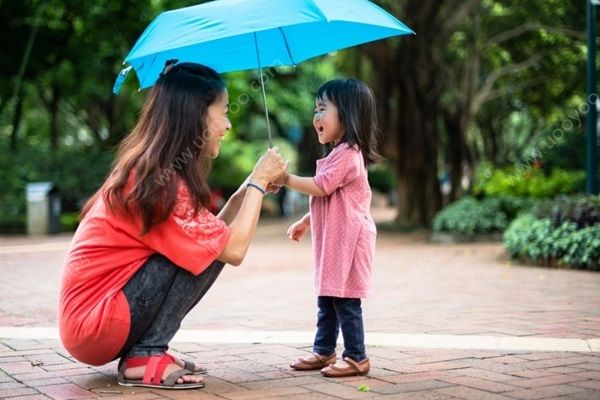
left=284, top=174, right=326, bottom=197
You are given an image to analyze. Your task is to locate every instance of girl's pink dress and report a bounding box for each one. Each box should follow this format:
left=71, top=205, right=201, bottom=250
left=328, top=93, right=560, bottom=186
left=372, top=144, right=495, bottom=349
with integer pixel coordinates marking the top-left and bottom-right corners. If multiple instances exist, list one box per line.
left=311, top=143, right=376, bottom=298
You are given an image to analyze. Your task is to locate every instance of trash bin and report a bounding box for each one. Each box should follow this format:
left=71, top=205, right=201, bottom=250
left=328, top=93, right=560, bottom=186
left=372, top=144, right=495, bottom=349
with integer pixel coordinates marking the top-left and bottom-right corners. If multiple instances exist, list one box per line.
left=26, top=182, right=61, bottom=235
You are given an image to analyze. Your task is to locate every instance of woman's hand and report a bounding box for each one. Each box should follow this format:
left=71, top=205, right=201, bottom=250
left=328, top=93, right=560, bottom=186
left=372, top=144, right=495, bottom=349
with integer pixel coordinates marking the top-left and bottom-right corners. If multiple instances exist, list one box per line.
left=250, top=147, right=286, bottom=188
left=287, top=218, right=310, bottom=242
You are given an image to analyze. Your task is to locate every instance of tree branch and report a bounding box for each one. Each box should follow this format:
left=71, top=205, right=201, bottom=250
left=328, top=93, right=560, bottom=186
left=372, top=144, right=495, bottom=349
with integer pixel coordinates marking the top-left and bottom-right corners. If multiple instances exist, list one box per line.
left=439, top=0, right=480, bottom=37
left=471, top=51, right=550, bottom=115
left=486, top=22, right=583, bottom=49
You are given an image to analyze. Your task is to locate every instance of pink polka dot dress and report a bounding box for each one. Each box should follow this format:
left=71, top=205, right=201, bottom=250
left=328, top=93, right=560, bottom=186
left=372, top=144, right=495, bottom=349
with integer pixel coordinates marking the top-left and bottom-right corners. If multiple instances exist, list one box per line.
left=311, top=143, right=376, bottom=299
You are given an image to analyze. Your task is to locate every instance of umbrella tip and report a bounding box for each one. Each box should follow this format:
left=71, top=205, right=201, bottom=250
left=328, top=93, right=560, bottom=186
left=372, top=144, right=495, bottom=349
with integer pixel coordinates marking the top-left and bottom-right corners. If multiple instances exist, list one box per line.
left=112, top=65, right=132, bottom=95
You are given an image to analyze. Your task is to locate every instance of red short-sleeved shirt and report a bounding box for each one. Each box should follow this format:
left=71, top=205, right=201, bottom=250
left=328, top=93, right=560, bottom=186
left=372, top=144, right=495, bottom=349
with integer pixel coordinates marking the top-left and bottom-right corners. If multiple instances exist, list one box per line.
left=58, top=182, right=230, bottom=365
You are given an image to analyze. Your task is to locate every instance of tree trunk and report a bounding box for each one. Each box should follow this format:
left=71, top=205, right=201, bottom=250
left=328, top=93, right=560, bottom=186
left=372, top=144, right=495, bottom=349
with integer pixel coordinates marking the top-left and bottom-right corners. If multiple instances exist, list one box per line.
left=378, top=1, right=445, bottom=226
left=394, top=57, right=442, bottom=225
left=49, top=86, right=60, bottom=149
left=10, top=95, right=24, bottom=152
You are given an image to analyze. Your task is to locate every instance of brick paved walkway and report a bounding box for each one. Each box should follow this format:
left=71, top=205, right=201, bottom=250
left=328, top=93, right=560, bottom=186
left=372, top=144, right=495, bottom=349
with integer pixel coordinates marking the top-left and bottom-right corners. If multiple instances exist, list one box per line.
left=1, top=208, right=599, bottom=399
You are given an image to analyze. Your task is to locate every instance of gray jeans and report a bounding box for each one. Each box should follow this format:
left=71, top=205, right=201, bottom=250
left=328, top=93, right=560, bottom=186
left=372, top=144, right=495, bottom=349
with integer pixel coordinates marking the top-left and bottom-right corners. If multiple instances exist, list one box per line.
left=117, top=254, right=225, bottom=359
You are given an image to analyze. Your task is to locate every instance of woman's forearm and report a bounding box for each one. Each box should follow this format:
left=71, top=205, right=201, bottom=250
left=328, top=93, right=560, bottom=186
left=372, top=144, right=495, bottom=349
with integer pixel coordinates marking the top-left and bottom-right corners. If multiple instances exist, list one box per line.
left=286, top=174, right=326, bottom=197
left=217, top=184, right=246, bottom=225
left=217, top=185, right=263, bottom=266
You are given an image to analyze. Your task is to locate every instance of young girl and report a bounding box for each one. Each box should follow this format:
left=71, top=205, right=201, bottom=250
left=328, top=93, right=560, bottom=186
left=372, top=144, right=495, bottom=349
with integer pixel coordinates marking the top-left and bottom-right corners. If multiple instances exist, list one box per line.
left=282, top=78, right=380, bottom=377
left=58, top=62, right=286, bottom=390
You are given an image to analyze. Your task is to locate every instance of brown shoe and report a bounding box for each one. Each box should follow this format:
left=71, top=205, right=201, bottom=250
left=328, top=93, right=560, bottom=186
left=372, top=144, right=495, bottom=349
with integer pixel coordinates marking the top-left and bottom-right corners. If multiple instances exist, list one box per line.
left=290, top=353, right=336, bottom=371
left=321, top=357, right=370, bottom=377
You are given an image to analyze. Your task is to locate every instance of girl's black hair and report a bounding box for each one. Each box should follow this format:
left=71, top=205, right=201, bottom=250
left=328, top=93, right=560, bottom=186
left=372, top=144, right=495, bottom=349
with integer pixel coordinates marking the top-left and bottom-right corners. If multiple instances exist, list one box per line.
left=316, top=78, right=381, bottom=166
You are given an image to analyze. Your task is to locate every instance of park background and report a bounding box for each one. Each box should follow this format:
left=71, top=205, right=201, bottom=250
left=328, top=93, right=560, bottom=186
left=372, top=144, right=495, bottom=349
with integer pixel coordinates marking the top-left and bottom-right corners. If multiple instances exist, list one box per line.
left=0, top=0, right=598, bottom=269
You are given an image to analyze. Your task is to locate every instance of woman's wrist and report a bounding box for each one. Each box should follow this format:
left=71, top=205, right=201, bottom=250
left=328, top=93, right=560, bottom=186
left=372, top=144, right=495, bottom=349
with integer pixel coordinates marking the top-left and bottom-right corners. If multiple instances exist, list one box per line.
left=248, top=173, right=269, bottom=188
left=246, top=180, right=266, bottom=196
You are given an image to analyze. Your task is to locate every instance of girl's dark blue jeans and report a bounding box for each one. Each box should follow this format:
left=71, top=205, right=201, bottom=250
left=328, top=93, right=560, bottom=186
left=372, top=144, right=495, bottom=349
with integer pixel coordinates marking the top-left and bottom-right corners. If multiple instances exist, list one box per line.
left=117, top=254, right=224, bottom=359
left=313, top=296, right=367, bottom=362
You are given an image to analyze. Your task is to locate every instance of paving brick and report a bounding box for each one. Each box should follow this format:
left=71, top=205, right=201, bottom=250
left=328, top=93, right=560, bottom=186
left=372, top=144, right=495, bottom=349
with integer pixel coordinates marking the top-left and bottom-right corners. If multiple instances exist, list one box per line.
left=573, top=380, right=600, bottom=391
left=37, top=383, right=96, bottom=399
left=571, top=371, right=600, bottom=380
left=434, top=386, right=516, bottom=400
left=199, top=377, right=249, bottom=394
left=219, top=386, right=310, bottom=400
left=447, top=367, right=516, bottom=383
left=0, top=381, right=24, bottom=390
left=511, top=373, right=589, bottom=388
left=503, top=384, right=589, bottom=400
left=159, top=390, right=231, bottom=400
left=542, top=391, right=600, bottom=400
left=439, top=376, right=521, bottom=393
left=573, top=363, right=600, bottom=372
left=304, top=381, right=380, bottom=399
left=93, top=392, right=164, bottom=400
left=377, top=393, right=456, bottom=400
left=13, top=367, right=95, bottom=381
left=242, top=375, right=324, bottom=390
left=362, top=379, right=453, bottom=395
left=0, top=386, right=40, bottom=398
left=380, top=371, right=457, bottom=384
left=507, top=369, right=556, bottom=379
left=66, top=373, right=116, bottom=390
left=18, top=377, right=70, bottom=387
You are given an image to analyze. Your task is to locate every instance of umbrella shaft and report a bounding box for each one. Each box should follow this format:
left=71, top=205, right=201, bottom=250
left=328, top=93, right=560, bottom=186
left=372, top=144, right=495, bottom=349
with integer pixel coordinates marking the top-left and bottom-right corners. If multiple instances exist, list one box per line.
left=254, top=33, right=272, bottom=148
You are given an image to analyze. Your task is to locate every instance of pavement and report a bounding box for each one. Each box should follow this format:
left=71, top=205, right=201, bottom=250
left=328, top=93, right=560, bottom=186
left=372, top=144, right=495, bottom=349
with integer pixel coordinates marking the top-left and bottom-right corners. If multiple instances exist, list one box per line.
left=0, top=206, right=599, bottom=400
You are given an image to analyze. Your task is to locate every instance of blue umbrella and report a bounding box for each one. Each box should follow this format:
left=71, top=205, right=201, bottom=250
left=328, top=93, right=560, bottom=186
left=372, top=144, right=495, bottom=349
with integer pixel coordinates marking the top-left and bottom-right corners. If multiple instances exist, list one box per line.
left=114, top=0, right=414, bottom=145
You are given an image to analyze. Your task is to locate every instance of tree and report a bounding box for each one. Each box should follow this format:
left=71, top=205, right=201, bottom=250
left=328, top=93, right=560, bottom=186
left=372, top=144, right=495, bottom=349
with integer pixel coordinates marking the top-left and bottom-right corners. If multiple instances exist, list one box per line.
left=357, top=0, right=585, bottom=226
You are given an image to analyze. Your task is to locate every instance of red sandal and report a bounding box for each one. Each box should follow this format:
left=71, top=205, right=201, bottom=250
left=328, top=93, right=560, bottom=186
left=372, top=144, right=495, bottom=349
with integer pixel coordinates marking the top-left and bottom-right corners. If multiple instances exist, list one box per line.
left=117, top=354, right=205, bottom=390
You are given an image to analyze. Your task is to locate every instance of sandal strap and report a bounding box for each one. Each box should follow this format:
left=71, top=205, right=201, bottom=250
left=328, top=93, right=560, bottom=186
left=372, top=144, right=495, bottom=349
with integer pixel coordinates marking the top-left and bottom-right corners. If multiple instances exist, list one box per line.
left=182, top=359, right=196, bottom=371
left=163, top=367, right=197, bottom=387
left=165, top=352, right=195, bottom=372
left=311, top=352, right=333, bottom=366
left=120, top=353, right=200, bottom=386
left=145, top=356, right=164, bottom=385
left=342, top=357, right=366, bottom=373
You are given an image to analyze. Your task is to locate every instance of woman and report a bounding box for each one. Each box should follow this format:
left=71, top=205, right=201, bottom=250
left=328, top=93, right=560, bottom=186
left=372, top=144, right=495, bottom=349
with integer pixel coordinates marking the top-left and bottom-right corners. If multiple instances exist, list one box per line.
left=58, top=62, right=286, bottom=390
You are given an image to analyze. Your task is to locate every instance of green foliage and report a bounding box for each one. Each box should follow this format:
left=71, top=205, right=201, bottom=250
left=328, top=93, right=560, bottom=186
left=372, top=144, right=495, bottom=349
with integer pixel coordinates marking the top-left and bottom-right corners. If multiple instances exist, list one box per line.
left=0, top=143, right=113, bottom=230
left=357, top=384, right=370, bottom=392
left=368, top=161, right=396, bottom=193
left=533, top=195, right=600, bottom=229
left=504, top=214, right=600, bottom=270
left=210, top=137, right=298, bottom=194
left=432, top=196, right=534, bottom=235
left=473, top=164, right=585, bottom=198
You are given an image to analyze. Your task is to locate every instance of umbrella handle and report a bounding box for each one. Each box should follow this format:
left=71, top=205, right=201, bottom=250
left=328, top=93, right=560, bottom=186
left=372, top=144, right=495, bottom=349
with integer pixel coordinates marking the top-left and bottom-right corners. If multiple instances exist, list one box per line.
left=254, top=33, right=272, bottom=149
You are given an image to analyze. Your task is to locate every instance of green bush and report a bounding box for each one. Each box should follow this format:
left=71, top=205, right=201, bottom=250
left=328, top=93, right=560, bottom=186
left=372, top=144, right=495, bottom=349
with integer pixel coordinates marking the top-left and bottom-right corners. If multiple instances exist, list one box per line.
left=473, top=164, right=585, bottom=198
left=368, top=161, right=396, bottom=193
left=0, top=144, right=113, bottom=231
left=210, top=137, right=298, bottom=195
left=432, top=196, right=534, bottom=235
left=504, top=214, right=600, bottom=270
left=533, top=195, right=600, bottom=229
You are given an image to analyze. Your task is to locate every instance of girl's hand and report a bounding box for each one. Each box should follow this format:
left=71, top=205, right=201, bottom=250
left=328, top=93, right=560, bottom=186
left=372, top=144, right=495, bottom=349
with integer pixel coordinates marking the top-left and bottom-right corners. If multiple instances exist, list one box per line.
left=265, top=183, right=281, bottom=194
left=287, top=218, right=309, bottom=242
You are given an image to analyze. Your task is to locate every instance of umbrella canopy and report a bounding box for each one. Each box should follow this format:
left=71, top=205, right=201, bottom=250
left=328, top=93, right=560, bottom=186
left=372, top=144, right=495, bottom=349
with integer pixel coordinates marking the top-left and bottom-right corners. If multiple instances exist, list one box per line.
left=113, top=0, right=414, bottom=93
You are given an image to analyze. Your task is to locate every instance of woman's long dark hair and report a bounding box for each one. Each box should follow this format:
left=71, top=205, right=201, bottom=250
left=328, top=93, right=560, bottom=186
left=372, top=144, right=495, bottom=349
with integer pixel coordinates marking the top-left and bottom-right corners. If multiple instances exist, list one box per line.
left=316, top=78, right=382, bottom=166
left=81, top=62, right=225, bottom=234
